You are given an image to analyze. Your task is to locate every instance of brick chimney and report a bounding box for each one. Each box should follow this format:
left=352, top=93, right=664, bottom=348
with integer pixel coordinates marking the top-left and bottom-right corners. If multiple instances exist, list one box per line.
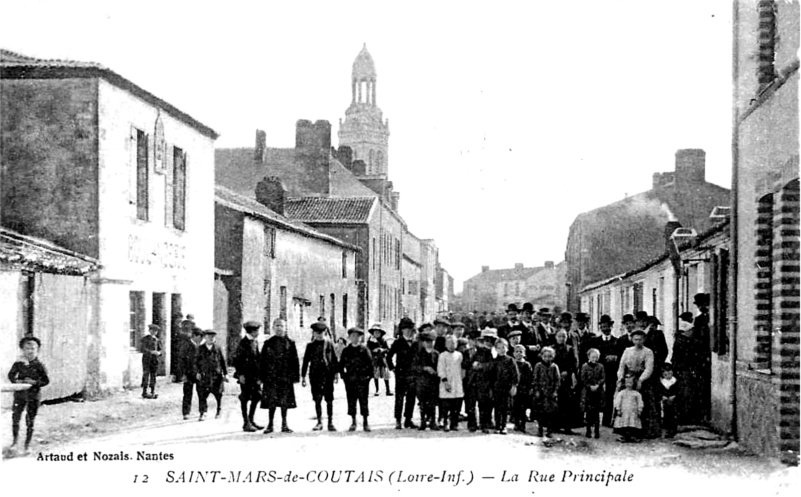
left=675, top=149, right=705, bottom=186
left=352, top=159, right=366, bottom=176
left=295, top=120, right=332, bottom=152
left=652, top=172, right=675, bottom=189
left=544, top=261, right=554, bottom=270
left=665, top=220, right=682, bottom=254
left=255, top=176, right=286, bottom=215
left=337, top=145, right=353, bottom=170
left=514, top=263, right=524, bottom=270
left=481, top=266, right=489, bottom=273
left=255, top=130, right=266, bottom=164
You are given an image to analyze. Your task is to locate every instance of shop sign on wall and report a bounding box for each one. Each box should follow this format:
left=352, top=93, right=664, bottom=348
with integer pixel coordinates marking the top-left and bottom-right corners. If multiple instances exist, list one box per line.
left=128, top=234, right=186, bottom=270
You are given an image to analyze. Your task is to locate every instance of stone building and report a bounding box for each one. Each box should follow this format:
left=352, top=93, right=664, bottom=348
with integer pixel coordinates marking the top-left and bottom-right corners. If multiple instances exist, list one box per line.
left=462, top=261, right=566, bottom=313
left=731, top=0, right=799, bottom=463
left=0, top=227, right=99, bottom=406
left=214, top=185, right=359, bottom=355
left=1, top=49, right=217, bottom=394
left=565, top=149, right=730, bottom=311
left=215, top=45, right=451, bottom=330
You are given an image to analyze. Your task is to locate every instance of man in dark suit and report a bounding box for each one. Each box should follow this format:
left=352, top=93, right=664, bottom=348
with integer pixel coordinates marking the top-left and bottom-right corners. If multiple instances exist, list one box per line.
left=616, top=314, right=636, bottom=358
left=388, top=317, right=418, bottom=429
left=575, top=312, right=595, bottom=367
left=234, top=321, right=263, bottom=432
left=196, top=330, right=228, bottom=421
left=178, top=321, right=202, bottom=419
left=497, top=304, right=527, bottom=341
left=590, top=315, right=619, bottom=426
left=141, top=324, right=162, bottom=399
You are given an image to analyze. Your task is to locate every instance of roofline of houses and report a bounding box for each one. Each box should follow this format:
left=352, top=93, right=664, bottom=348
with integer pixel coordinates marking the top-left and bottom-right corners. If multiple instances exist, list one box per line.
left=579, top=219, right=731, bottom=294
left=215, top=188, right=362, bottom=253
left=1, top=64, right=219, bottom=140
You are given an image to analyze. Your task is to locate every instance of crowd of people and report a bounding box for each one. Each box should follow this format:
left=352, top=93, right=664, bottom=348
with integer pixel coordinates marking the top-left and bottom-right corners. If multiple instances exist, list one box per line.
left=6, top=295, right=712, bottom=454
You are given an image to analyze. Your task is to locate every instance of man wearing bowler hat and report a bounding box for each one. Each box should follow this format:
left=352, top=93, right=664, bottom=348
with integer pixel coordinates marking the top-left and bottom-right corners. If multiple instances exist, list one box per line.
left=234, top=321, right=264, bottom=431
left=388, top=317, right=418, bottom=429
left=590, top=315, right=619, bottom=426
left=195, top=329, right=228, bottom=421
left=616, top=314, right=636, bottom=358
left=497, top=304, right=527, bottom=341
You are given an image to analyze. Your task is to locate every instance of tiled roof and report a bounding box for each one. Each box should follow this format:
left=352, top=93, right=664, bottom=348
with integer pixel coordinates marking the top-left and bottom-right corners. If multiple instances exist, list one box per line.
left=284, top=197, right=376, bottom=224
left=1, top=48, right=218, bottom=139
left=214, top=186, right=360, bottom=252
left=0, top=228, right=99, bottom=275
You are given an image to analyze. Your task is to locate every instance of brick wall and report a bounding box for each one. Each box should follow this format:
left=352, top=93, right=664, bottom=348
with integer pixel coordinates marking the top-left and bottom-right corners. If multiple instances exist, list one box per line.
left=0, top=78, right=99, bottom=257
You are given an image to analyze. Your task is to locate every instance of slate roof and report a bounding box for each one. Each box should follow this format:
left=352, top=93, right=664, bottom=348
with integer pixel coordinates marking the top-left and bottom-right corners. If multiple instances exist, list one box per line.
left=464, top=266, right=543, bottom=285
left=0, top=49, right=218, bottom=139
left=284, top=197, right=377, bottom=224
left=215, top=186, right=360, bottom=252
left=0, top=228, right=99, bottom=276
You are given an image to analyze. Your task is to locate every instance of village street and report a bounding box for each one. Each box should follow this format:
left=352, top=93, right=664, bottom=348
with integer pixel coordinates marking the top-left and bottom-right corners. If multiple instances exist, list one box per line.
left=1, top=379, right=796, bottom=497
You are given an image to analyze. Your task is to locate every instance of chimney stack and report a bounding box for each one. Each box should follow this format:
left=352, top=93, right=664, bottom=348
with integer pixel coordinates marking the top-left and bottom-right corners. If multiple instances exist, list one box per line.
left=481, top=266, right=489, bottom=273
left=665, top=220, right=682, bottom=254
left=391, top=192, right=400, bottom=212
left=514, top=263, right=524, bottom=270
left=675, top=149, right=705, bottom=186
left=295, top=119, right=332, bottom=152
left=255, top=176, right=287, bottom=215
left=255, top=130, right=266, bottom=164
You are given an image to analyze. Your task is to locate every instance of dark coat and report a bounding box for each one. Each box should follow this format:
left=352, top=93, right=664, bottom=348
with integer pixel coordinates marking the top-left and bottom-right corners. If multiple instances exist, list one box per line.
left=233, top=335, right=261, bottom=381
left=177, top=335, right=198, bottom=382
left=140, top=334, right=161, bottom=369
left=532, top=361, right=560, bottom=416
left=260, top=336, right=300, bottom=409
left=644, top=328, right=669, bottom=372
left=492, top=355, right=520, bottom=392
left=580, top=362, right=606, bottom=412
left=387, top=335, right=416, bottom=378
left=338, top=344, right=373, bottom=382
left=515, top=359, right=534, bottom=399
left=8, top=358, right=49, bottom=401
left=469, top=346, right=495, bottom=401
left=302, top=339, right=338, bottom=380
left=413, top=347, right=440, bottom=398
left=195, top=343, right=227, bottom=390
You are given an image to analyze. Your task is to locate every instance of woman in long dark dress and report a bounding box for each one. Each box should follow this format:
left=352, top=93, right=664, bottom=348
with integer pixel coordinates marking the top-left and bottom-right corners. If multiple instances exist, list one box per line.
left=616, top=329, right=660, bottom=439
left=672, top=313, right=704, bottom=424
left=552, top=330, right=577, bottom=434
left=260, top=318, right=300, bottom=433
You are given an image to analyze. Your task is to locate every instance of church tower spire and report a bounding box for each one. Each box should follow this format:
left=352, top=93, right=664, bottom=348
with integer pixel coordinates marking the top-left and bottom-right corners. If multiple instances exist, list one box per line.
left=338, top=44, right=390, bottom=177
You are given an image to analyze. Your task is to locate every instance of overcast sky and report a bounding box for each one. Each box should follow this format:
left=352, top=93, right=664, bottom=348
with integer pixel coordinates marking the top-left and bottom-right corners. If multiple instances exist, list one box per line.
left=0, top=0, right=733, bottom=291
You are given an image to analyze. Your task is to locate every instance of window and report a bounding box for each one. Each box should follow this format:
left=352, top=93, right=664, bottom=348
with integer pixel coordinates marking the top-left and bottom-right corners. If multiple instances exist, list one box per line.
left=372, top=238, right=376, bottom=270
left=633, top=282, right=643, bottom=312
left=395, top=238, right=400, bottom=270
left=319, top=295, right=325, bottom=319
left=343, top=294, right=348, bottom=328
left=135, top=129, right=149, bottom=221
left=342, top=251, right=347, bottom=278
left=172, top=147, right=186, bottom=230
left=279, top=286, right=288, bottom=320
left=652, top=288, right=657, bottom=318
left=263, top=279, right=271, bottom=332
left=264, top=227, right=276, bottom=258
left=330, top=294, right=336, bottom=337
left=129, top=291, right=145, bottom=349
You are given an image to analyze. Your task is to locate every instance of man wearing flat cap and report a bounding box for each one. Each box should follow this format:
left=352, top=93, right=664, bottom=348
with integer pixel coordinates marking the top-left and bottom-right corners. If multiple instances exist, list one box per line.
left=141, top=324, right=162, bottom=399
left=302, top=322, right=339, bottom=431
left=195, top=329, right=228, bottom=421
left=497, top=304, right=527, bottom=341
left=234, top=321, right=264, bottom=431
left=339, top=327, right=374, bottom=432
left=388, top=317, right=418, bottom=429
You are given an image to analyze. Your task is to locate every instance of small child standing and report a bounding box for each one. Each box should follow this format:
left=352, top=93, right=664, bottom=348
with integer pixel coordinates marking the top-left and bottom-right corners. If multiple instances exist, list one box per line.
left=511, top=344, right=533, bottom=433
left=532, top=346, right=560, bottom=437
left=339, top=327, right=374, bottom=432
left=8, top=337, right=49, bottom=455
left=613, top=374, right=644, bottom=443
left=302, top=322, right=339, bottom=432
left=658, top=363, right=679, bottom=438
left=414, top=330, right=440, bottom=431
left=491, top=338, right=519, bottom=435
left=580, top=348, right=606, bottom=439
left=437, top=335, right=464, bottom=432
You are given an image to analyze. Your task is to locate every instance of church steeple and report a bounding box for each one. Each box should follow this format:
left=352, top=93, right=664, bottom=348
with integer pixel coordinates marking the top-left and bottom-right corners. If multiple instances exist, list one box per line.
left=338, top=44, right=390, bottom=178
